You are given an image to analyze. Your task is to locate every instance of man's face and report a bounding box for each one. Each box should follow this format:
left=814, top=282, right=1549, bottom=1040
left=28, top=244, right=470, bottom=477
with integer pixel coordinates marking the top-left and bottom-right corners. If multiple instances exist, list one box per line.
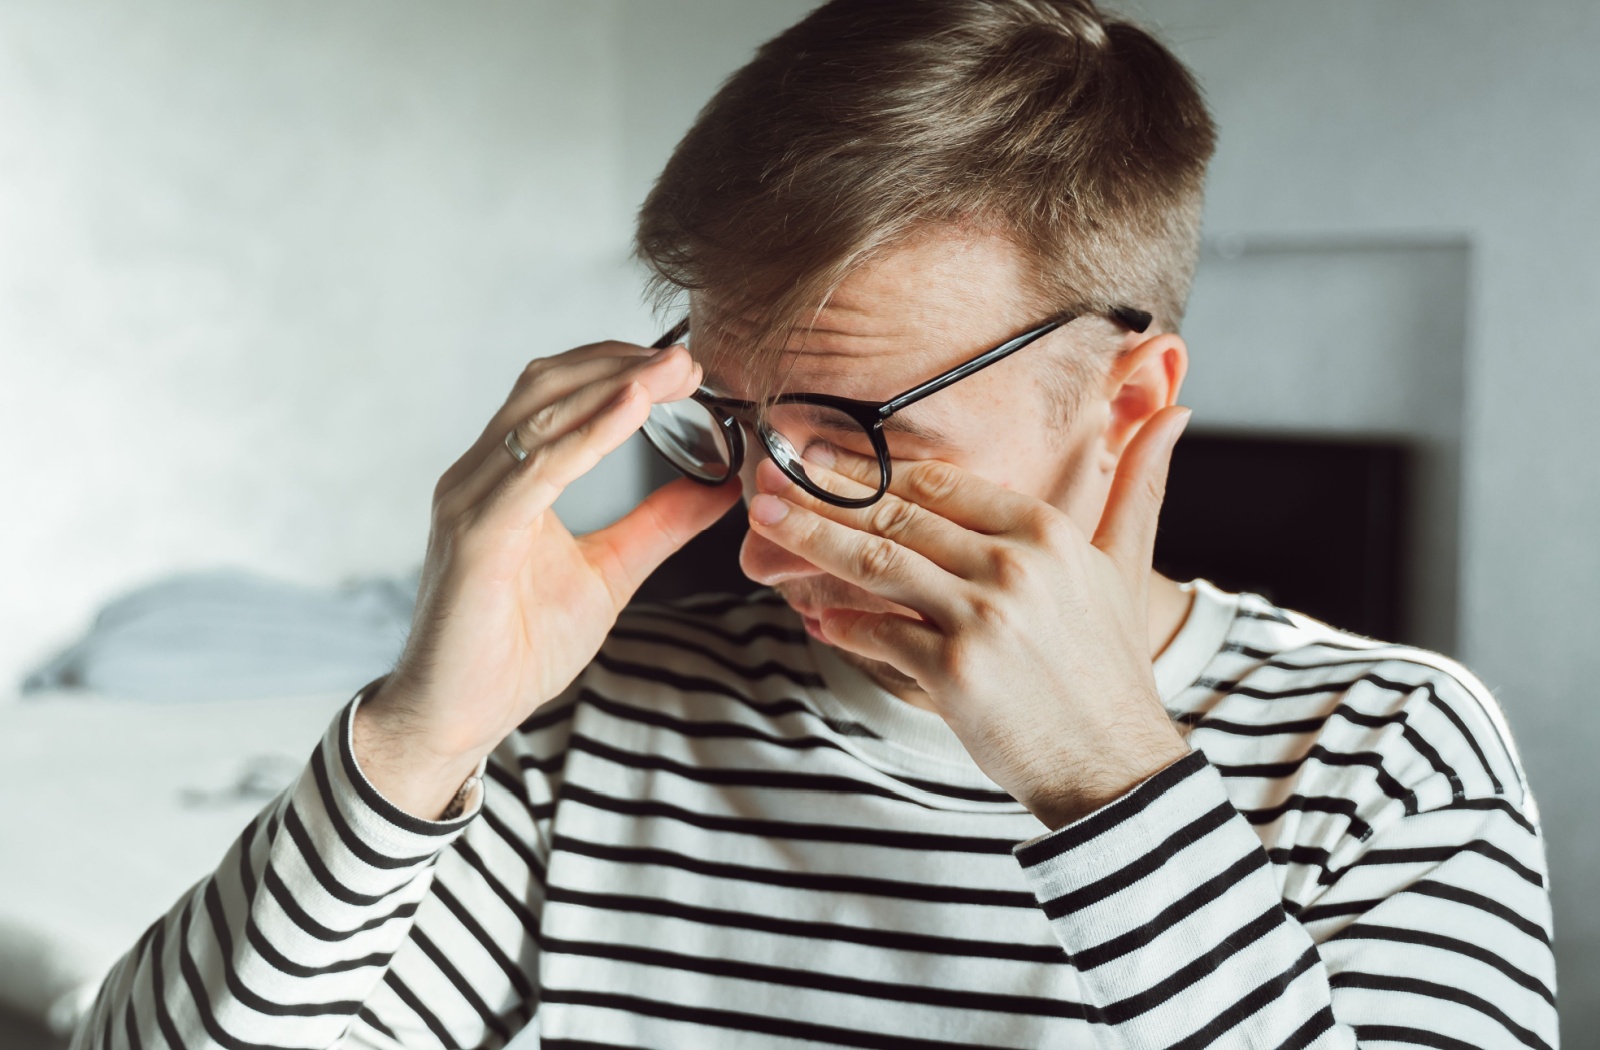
left=689, top=227, right=1147, bottom=681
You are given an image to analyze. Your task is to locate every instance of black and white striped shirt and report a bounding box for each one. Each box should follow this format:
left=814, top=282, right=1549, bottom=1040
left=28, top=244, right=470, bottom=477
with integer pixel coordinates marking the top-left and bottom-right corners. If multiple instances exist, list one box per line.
left=74, top=578, right=1558, bottom=1048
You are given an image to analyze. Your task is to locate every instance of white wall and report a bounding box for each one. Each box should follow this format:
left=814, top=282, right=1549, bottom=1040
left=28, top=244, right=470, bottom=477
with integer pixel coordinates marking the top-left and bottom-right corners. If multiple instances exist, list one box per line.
left=1123, top=0, right=1600, bottom=1032
left=0, top=0, right=658, bottom=692
left=1181, top=237, right=1470, bottom=654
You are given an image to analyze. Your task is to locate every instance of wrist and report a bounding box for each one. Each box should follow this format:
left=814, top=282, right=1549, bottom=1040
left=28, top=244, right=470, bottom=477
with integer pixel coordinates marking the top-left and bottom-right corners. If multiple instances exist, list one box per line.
left=1023, top=730, right=1191, bottom=832
left=352, top=690, right=487, bottom=821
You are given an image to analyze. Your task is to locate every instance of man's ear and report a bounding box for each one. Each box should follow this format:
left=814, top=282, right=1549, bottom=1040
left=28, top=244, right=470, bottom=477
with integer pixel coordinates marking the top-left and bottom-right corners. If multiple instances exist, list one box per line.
left=1095, top=332, right=1189, bottom=471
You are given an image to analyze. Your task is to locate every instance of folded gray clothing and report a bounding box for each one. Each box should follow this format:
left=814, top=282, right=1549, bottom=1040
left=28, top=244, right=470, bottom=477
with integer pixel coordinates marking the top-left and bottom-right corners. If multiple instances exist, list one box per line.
left=21, top=566, right=420, bottom=702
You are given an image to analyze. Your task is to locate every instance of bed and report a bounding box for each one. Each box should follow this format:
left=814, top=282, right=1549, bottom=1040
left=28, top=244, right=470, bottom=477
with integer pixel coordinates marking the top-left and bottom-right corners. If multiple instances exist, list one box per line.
left=0, top=684, right=358, bottom=1043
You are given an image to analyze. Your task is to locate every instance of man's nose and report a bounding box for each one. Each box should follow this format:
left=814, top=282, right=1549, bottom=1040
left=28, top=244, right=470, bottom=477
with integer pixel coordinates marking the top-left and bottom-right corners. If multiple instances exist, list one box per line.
left=739, top=525, right=822, bottom=586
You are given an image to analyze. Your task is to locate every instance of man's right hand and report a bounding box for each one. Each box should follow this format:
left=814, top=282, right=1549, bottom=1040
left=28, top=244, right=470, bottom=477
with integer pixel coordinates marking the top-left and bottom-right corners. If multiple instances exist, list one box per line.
left=353, top=339, right=743, bottom=819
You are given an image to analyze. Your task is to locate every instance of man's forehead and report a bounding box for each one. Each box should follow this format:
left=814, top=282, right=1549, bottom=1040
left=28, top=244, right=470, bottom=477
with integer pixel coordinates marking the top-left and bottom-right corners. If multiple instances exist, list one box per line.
left=696, top=331, right=929, bottom=400
left=687, top=228, right=1048, bottom=442
left=693, top=226, right=1036, bottom=346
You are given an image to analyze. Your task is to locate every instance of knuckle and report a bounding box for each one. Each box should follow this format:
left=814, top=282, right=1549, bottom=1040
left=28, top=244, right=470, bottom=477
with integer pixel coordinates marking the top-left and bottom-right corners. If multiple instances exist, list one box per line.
left=527, top=398, right=564, bottom=435
left=1031, top=508, right=1076, bottom=548
left=866, top=497, right=917, bottom=541
left=965, top=593, right=1009, bottom=634
left=855, top=536, right=901, bottom=580
left=986, top=544, right=1031, bottom=589
left=517, top=357, right=551, bottom=386
left=907, top=461, right=960, bottom=505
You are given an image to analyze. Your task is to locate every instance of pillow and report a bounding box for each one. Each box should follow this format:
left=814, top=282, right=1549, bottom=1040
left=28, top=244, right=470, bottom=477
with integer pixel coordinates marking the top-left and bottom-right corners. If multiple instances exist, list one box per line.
left=20, top=566, right=418, bottom=702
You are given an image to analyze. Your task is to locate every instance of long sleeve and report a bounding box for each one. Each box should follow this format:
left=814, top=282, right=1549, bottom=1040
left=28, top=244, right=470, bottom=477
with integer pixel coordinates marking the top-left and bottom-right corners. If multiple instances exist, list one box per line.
left=1013, top=733, right=1557, bottom=1048
left=71, top=676, right=486, bottom=1050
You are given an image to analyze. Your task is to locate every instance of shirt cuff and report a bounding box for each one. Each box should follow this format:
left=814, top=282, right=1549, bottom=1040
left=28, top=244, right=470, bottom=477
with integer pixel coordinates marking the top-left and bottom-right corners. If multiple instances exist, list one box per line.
left=338, top=674, right=488, bottom=844
left=1012, top=750, right=1267, bottom=945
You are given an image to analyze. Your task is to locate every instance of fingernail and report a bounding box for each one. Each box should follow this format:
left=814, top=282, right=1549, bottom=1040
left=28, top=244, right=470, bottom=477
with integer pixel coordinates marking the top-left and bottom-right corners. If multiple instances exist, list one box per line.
left=648, top=343, right=681, bottom=361
left=750, top=493, right=789, bottom=525
left=1173, top=408, right=1193, bottom=443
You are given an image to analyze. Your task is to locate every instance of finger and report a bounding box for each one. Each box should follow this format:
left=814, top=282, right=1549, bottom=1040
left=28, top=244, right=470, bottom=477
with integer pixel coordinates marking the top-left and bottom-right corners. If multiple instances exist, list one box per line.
left=816, top=608, right=944, bottom=685
left=440, top=343, right=689, bottom=507
left=746, top=490, right=960, bottom=626
left=890, top=458, right=1047, bottom=535
left=445, top=347, right=700, bottom=518
left=787, top=440, right=880, bottom=496
left=504, top=350, right=694, bottom=473
left=579, top=475, right=744, bottom=609
left=501, top=342, right=685, bottom=422
left=487, top=344, right=694, bottom=473
left=755, top=457, right=988, bottom=579
left=1091, top=405, right=1192, bottom=584
left=799, top=443, right=1044, bottom=538
left=473, top=380, right=655, bottom=536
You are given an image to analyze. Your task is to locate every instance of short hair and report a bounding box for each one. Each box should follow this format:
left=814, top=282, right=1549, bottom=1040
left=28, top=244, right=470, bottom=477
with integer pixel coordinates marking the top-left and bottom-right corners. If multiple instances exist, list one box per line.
left=634, top=0, right=1216, bottom=403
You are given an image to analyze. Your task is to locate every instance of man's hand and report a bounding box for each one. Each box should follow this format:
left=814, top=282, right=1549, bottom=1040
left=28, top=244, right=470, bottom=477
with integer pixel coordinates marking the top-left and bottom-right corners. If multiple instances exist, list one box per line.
left=355, top=340, right=742, bottom=820
left=745, top=406, right=1193, bottom=830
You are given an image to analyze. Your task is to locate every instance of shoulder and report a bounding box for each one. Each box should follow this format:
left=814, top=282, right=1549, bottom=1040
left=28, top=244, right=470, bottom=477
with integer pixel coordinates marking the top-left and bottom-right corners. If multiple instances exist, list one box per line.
left=1194, top=587, right=1535, bottom=820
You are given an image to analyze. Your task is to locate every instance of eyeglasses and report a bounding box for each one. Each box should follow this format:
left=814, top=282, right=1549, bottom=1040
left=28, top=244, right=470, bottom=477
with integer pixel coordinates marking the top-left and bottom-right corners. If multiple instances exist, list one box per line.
left=640, top=305, right=1153, bottom=509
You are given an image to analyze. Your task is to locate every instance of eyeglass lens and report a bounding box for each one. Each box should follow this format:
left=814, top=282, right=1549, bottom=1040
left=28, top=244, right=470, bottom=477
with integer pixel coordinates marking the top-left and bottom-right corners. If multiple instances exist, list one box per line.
left=642, top=394, right=883, bottom=501
left=641, top=398, right=734, bottom=482
left=757, top=402, right=879, bottom=500
left=639, top=322, right=886, bottom=501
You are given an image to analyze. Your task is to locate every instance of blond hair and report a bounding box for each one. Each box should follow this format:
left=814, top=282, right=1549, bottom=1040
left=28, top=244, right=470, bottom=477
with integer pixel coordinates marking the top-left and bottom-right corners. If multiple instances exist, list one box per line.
left=635, top=0, right=1216, bottom=403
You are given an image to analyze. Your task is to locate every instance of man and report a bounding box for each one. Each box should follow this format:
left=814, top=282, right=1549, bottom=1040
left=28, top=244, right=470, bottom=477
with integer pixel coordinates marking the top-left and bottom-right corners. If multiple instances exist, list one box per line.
left=77, top=1, right=1557, bottom=1047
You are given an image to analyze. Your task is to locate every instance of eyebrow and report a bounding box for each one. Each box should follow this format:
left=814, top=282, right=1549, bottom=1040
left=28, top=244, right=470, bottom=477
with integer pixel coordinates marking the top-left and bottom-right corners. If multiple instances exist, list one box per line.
left=802, top=406, right=947, bottom=442
left=873, top=411, right=946, bottom=443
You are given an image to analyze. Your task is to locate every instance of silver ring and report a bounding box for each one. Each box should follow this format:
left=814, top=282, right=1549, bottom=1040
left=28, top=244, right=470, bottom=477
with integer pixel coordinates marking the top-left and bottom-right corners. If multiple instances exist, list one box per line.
left=503, top=428, right=531, bottom=463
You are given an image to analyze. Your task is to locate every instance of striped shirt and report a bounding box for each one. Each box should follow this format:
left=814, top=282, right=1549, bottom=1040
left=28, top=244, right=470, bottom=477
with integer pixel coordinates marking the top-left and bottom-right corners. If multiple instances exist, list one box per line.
left=74, top=577, right=1558, bottom=1049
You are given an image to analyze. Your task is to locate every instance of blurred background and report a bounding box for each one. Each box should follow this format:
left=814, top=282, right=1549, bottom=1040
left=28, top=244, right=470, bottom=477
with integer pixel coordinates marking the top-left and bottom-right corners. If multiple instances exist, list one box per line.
left=1, top=0, right=1595, bottom=1044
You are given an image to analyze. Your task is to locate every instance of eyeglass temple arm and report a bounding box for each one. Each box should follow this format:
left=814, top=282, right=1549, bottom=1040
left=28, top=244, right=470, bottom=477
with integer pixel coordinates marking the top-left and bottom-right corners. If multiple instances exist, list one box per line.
left=648, top=307, right=1151, bottom=415
left=652, top=319, right=692, bottom=350
left=880, top=307, right=1151, bottom=417
left=881, top=319, right=1065, bottom=416
left=1111, top=307, right=1154, bottom=333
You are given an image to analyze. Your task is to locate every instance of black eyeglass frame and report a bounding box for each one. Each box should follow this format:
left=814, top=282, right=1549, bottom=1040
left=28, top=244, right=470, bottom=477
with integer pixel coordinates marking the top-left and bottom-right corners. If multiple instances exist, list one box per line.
left=644, top=305, right=1153, bottom=509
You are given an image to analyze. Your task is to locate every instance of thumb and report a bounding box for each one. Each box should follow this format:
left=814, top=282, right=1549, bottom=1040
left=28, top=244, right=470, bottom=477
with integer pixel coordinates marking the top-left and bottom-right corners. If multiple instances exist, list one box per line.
left=1092, top=406, right=1191, bottom=584
left=578, top=475, right=743, bottom=607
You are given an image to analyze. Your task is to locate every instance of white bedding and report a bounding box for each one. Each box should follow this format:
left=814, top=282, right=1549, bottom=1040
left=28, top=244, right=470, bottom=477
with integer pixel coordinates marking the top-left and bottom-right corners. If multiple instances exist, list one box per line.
left=0, top=687, right=356, bottom=1036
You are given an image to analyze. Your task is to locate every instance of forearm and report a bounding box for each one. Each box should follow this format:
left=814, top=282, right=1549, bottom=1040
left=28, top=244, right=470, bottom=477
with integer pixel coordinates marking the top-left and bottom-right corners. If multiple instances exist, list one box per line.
left=1016, top=752, right=1347, bottom=1046
left=72, top=683, right=482, bottom=1050
left=1013, top=751, right=1557, bottom=1049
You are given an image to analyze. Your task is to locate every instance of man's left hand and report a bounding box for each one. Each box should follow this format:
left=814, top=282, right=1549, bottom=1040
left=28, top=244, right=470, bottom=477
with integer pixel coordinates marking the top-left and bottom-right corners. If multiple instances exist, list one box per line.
left=745, top=405, right=1194, bottom=830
